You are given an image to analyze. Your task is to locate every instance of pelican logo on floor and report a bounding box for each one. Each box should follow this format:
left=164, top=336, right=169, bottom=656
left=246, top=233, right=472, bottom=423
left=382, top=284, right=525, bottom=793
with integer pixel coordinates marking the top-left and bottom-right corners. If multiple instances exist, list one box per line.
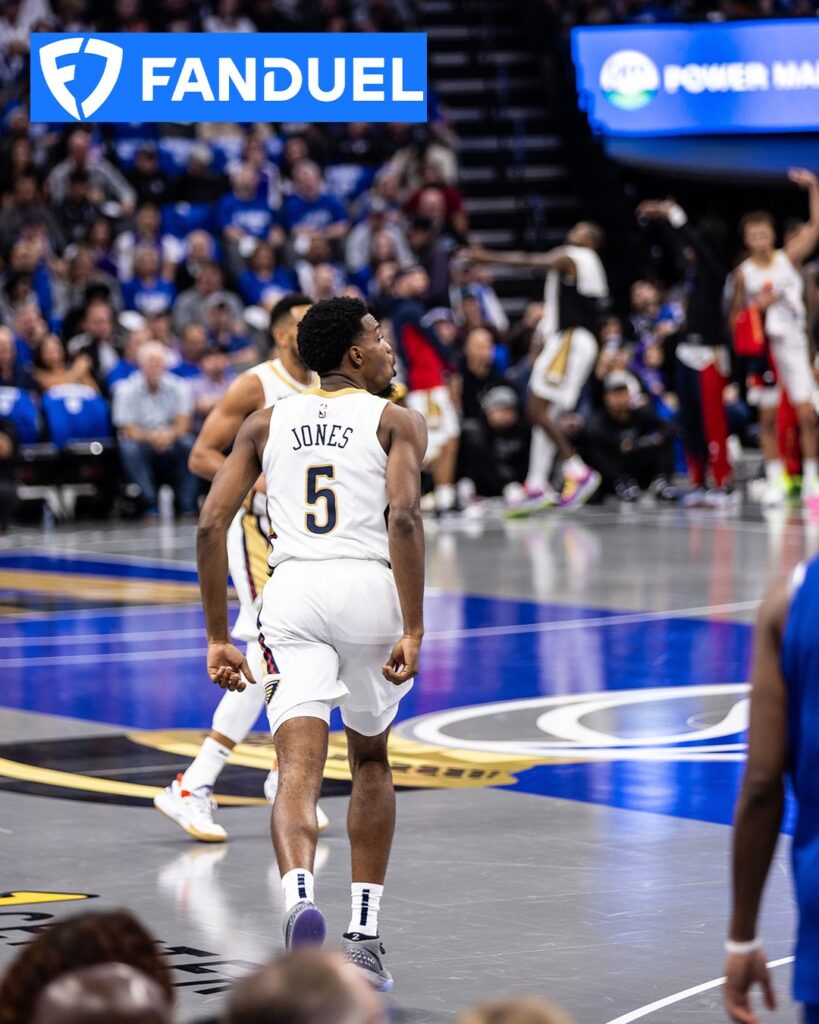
left=31, top=32, right=427, bottom=123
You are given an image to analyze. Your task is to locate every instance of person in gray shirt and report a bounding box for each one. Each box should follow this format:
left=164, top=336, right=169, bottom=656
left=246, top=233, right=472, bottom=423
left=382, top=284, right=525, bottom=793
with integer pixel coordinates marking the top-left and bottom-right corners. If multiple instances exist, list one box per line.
left=46, top=130, right=136, bottom=215
left=112, top=341, right=198, bottom=517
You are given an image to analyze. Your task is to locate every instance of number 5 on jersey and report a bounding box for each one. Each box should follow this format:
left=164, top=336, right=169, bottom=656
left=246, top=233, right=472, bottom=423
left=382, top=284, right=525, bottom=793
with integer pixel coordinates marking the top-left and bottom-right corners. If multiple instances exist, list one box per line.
left=305, top=465, right=337, bottom=535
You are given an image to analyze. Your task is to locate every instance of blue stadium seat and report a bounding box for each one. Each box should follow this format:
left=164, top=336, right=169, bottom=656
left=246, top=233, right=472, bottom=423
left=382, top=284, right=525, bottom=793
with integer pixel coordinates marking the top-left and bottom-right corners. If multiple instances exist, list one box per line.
left=41, top=385, right=112, bottom=449
left=0, top=386, right=40, bottom=444
left=324, top=163, right=376, bottom=203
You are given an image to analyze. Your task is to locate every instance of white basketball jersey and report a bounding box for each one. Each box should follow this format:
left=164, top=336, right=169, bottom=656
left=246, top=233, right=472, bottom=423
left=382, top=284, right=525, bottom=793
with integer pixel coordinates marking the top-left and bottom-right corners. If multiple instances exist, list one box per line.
left=247, top=358, right=317, bottom=408
left=740, top=250, right=806, bottom=338
left=261, top=388, right=390, bottom=567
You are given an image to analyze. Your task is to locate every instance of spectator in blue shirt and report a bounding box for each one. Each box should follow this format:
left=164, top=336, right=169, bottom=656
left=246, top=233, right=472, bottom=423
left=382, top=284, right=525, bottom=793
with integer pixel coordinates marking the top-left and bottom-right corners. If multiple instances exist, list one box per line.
left=216, top=163, right=282, bottom=253
left=237, top=241, right=297, bottom=310
left=281, top=160, right=350, bottom=243
left=122, top=248, right=176, bottom=318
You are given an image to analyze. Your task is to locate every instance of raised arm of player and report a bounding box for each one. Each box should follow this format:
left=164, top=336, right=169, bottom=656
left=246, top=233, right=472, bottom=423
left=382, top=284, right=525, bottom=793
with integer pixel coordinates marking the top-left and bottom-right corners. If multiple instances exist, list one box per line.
left=188, top=372, right=264, bottom=481
left=196, top=408, right=271, bottom=692
left=380, top=403, right=428, bottom=686
left=467, top=244, right=575, bottom=275
left=785, top=168, right=819, bottom=267
left=724, top=576, right=790, bottom=1024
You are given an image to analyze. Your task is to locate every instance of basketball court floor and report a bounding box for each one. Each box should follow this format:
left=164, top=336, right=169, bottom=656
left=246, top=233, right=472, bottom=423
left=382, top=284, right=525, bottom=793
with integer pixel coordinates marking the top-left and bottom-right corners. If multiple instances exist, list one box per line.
left=0, top=505, right=812, bottom=1023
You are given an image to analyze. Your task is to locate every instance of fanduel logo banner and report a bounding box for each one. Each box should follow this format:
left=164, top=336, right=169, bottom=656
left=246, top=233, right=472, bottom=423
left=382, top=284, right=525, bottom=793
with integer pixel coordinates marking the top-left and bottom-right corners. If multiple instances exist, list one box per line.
left=31, top=33, right=427, bottom=123
left=572, top=20, right=819, bottom=136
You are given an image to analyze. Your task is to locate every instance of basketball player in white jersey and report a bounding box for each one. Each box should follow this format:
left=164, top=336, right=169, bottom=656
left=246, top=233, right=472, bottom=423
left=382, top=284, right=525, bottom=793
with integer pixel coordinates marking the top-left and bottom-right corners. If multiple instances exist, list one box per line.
left=730, top=169, right=819, bottom=507
left=154, top=294, right=329, bottom=841
left=196, top=297, right=426, bottom=991
left=470, top=222, right=608, bottom=512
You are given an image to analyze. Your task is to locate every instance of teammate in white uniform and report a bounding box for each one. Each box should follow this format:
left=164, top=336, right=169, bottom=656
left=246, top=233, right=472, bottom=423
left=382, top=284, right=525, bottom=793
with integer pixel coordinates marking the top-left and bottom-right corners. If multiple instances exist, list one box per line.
left=154, top=294, right=329, bottom=841
left=471, top=222, right=608, bottom=512
left=730, top=169, right=819, bottom=506
left=196, top=297, right=426, bottom=991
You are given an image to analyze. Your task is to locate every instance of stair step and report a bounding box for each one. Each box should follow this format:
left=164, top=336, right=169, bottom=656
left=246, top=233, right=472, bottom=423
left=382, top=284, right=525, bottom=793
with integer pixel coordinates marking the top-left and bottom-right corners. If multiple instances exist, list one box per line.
left=458, top=134, right=563, bottom=152
left=434, top=76, right=542, bottom=96
left=448, top=105, right=554, bottom=123
left=426, top=24, right=519, bottom=40
left=465, top=194, right=579, bottom=213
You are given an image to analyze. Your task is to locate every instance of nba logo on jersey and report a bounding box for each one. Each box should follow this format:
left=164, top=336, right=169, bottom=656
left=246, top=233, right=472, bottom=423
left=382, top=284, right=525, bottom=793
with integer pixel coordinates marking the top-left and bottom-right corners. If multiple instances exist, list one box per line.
left=318, top=403, right=328, bottom=420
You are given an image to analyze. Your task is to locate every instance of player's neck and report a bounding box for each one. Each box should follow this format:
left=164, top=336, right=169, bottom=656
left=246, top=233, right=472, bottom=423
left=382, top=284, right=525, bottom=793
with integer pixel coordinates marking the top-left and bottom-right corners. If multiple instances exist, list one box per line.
left=319, top=371, right=368, bottom=393
left=751, top=250, right=775, bottom=266
left=275, top=350, right=315, bottom=386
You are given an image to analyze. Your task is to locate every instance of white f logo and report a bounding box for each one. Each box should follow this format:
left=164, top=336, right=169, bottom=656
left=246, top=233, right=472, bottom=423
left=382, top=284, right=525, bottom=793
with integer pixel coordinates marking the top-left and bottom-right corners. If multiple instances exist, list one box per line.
left=39, top=37, right=123, bottom=121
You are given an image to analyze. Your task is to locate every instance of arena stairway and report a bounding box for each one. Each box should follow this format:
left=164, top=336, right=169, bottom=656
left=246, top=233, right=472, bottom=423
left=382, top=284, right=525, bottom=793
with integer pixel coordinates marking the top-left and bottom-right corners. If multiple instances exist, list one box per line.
left=420, top=0, right=584, bottom=318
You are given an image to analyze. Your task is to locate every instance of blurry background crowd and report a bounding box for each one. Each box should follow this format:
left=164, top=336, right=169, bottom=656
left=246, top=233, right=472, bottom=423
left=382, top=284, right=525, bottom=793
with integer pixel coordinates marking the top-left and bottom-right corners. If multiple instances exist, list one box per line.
left=2, top=0, right=819, bottom=531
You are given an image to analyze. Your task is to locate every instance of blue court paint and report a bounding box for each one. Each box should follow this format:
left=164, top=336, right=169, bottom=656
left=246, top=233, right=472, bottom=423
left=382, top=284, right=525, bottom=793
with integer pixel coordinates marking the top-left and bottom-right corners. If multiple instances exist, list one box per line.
left=0, top=552, right=200, bottom=583
left=0, top=553, right=760, bottom=829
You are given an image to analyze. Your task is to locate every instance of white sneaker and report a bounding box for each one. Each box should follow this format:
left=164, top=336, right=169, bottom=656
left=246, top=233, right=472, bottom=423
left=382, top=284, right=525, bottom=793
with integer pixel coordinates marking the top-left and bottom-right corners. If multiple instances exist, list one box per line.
left=154, top=774, right=227, bottom=843
left=264, top=769, right=329, bottom=832
left=761, top=480, right=786, bottom=508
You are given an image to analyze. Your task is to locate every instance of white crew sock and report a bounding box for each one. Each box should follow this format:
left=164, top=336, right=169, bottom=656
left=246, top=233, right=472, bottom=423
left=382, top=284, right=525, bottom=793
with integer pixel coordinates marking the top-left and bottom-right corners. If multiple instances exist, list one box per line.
left=181, top=737, right=231, bottom=793
left=282, top=869, right=314, bottom=913
left=766, top=459, right=785, bottom=487
left=347, top=883, right=383, bottom=937
left=562, top=454, right=587, bottom=478
left=525, top=425, right=557, bottom=492
left=803, top=458, right=818, bottom=488
left=435, top=483, right=456, bottom=511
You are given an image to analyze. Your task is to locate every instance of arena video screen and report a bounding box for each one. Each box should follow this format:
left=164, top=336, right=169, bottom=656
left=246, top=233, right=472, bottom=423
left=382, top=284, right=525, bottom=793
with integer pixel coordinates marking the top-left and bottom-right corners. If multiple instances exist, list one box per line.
left=572, top=19, right=819, bottom=137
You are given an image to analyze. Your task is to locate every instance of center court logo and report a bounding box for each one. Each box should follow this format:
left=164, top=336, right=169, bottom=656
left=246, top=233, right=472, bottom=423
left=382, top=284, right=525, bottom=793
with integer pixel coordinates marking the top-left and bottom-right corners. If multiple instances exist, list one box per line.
left=599, top=49, right=659, bottom=110
left=39, top=37, right=123, bottom=121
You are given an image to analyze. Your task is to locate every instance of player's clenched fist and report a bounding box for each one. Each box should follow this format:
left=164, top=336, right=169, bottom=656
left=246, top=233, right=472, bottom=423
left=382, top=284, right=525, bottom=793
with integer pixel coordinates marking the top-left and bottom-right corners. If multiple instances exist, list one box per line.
left=382, top=634, right=422, bottom=685
left=207, top=641, right=257, bottom=692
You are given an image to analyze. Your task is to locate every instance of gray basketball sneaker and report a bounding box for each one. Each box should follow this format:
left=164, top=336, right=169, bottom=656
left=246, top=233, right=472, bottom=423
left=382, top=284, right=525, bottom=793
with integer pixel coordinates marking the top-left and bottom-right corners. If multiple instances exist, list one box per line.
left=342, top=933, right=394, bottom=992
left=283, top=901, right=326, bottom=949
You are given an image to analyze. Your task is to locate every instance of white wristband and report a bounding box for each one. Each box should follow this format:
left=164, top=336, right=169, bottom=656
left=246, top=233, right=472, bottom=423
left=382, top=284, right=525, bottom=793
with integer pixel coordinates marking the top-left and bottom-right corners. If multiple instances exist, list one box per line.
left=725, top=937, right=762, bottom=955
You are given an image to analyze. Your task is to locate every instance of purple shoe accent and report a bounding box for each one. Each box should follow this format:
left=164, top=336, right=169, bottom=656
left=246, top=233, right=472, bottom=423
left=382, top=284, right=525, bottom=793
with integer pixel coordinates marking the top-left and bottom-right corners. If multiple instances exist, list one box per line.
left=289, top=906, right=327, bottom=947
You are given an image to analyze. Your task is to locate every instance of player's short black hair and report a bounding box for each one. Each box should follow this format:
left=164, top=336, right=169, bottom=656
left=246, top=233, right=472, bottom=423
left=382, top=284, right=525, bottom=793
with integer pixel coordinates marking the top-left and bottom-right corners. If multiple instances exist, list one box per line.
left=269, top=293, right=312, bottom=336
left=297, top=297, right=368, bottom=375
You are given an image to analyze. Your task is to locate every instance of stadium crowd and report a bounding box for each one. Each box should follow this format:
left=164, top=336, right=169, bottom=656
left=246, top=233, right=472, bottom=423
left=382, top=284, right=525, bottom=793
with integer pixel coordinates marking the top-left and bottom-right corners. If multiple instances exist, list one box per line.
left=3, top=0, right=819, bottom=531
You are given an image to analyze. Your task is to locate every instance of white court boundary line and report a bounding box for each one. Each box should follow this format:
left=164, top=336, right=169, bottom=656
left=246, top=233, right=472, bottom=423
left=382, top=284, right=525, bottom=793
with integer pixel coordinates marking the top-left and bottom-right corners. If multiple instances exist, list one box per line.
left=0, top=599, right=761, bottom=655
left=603, top=956, right=794, bottom=1024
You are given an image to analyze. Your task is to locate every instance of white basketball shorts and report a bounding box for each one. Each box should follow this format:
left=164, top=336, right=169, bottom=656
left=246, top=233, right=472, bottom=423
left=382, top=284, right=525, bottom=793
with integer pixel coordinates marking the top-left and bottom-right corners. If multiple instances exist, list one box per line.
left=256, top=558, right=412, bottom=737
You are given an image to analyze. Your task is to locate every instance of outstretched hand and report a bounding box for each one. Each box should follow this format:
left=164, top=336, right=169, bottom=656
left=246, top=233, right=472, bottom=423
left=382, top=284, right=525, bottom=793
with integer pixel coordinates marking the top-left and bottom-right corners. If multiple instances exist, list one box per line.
left=207, top=641, right=257, bottom=692
left=382, top=634, right=422, bottom=685
left=788, top=167, right=818, bottom=190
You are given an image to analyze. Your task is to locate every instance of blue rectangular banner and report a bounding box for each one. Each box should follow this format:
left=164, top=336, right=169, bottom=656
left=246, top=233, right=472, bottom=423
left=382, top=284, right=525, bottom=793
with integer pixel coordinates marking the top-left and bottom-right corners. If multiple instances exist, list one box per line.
left=30, top=32, right=427, bottom=123
left=572, top=20, right=819, bottom=137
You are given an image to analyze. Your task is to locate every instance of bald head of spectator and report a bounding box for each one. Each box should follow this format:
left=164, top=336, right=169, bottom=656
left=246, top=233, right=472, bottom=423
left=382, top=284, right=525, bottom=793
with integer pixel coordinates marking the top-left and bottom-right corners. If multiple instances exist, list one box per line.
left=226, top=949, right=385, bottom=1024
left=138, top=342, right=168, bottom=389
left=416, top=187, right=446, bottom=227
left=29, top=964, right=171, bottom=1024
left=458, top=996, right=573, bottom=1024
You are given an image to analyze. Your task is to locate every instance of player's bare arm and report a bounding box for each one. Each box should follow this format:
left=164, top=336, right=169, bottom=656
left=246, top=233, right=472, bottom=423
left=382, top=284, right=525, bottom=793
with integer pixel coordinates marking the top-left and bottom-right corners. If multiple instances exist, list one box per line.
left=724, top=576, right=789, bottom=1024
left=785, top=168, right=819, bottom=267
left=188, top=371, right=265, bottom=482
left=196, top=408, right=272, bottom=692
left=467, top=244, right=575, bottom=276
left=379, top=402, right=428, bottom=686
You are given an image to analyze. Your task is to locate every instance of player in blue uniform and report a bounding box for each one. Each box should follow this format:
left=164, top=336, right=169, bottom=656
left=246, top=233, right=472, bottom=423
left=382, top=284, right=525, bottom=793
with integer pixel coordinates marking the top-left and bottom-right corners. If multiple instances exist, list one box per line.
left=725, top=558, right=819, bottom=1024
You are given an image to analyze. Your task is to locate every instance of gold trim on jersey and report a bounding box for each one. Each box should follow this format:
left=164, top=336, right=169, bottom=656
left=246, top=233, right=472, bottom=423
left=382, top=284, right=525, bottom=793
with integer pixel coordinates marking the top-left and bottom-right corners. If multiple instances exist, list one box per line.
left=268, top=360, right=317, bottom=394
left=304, top=386, right=368, bottom=398
left=241, top=512, right=272, bottom=598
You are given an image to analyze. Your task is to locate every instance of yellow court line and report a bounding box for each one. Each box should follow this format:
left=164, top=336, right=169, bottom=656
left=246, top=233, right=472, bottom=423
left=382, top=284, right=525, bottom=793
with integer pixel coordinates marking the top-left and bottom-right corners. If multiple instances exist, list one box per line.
left=0, top=570, right=201, bottom=604
left=0, top=757, right=266, bottom=806
left=0, top=892, right=93, bottom=907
